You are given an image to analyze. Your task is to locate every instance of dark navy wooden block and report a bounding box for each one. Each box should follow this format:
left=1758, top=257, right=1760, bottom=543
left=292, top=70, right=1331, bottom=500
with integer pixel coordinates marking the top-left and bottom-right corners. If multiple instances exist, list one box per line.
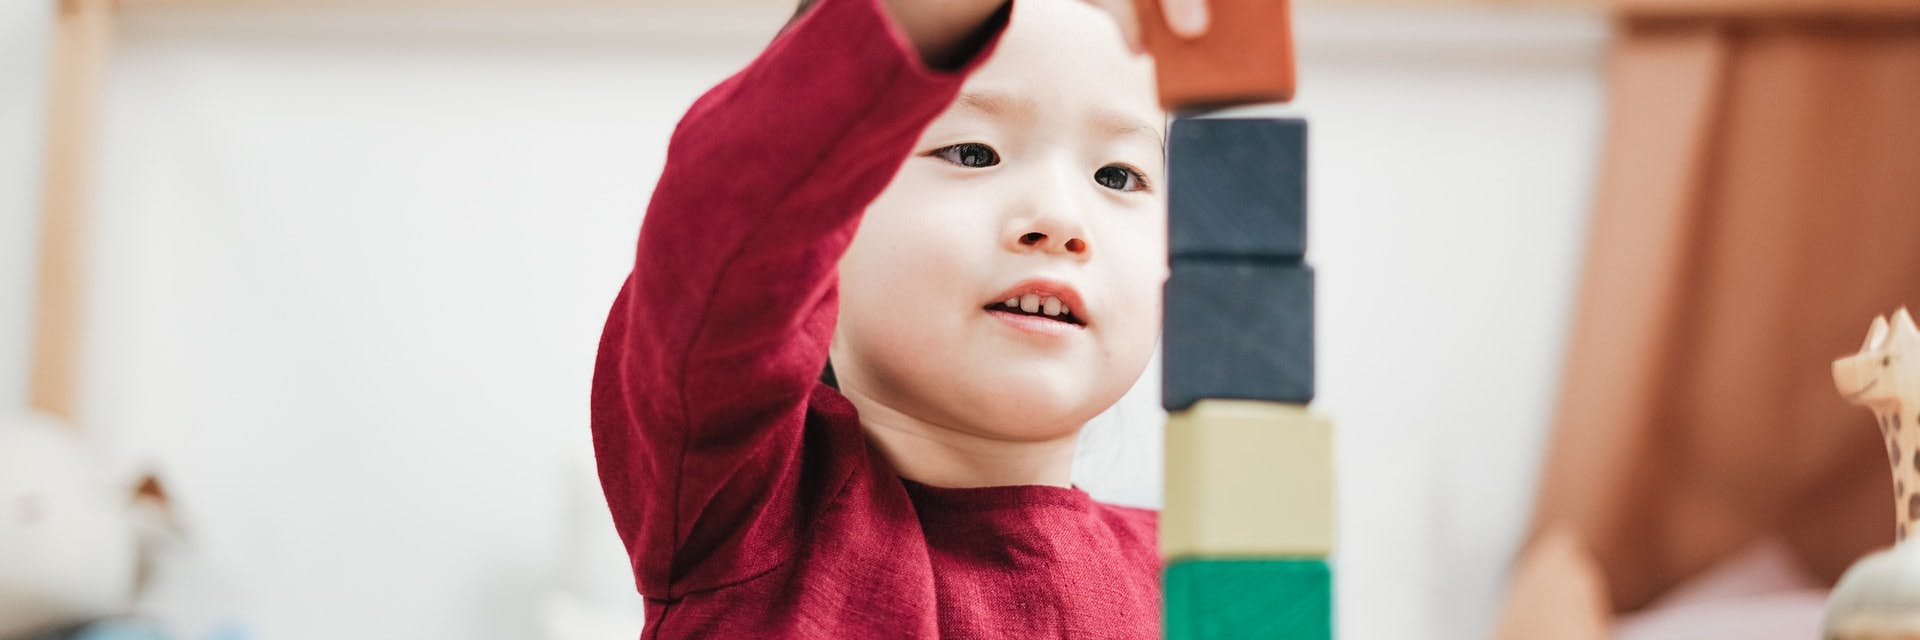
left=1162, top=259, right=1313, bottom=411
left=1168, top=117, right=1307, bottom=259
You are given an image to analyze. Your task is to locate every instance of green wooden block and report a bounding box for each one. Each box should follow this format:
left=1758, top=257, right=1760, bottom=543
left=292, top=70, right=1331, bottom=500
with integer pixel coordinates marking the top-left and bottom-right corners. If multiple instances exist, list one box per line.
left=1165, top=558, right=1333, bottom=640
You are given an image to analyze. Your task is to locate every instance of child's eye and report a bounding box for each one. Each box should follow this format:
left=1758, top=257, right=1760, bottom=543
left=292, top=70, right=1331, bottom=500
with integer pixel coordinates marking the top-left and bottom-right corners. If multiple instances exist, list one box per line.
left=932, top=143, right=1000, bottom=168
left=1094, top=165, right=1151, bottom=193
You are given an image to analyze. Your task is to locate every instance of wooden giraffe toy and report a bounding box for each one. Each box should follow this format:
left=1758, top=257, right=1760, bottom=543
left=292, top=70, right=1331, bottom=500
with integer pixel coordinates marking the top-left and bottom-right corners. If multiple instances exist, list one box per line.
left=1826, top=308, right=1920, bottom=639
left=1834, top=308, right=1920, bottom=541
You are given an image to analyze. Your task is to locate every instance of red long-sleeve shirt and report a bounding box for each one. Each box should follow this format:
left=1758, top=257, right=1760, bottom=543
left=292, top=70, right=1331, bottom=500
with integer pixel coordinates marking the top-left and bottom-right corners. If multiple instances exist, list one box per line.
left=590, top=0, right=1161, bottom=637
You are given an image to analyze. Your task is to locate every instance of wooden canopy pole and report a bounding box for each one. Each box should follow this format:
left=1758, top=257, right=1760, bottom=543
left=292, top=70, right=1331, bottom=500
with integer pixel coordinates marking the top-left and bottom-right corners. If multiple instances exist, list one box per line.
left=29, top=0, right=115, bottom=425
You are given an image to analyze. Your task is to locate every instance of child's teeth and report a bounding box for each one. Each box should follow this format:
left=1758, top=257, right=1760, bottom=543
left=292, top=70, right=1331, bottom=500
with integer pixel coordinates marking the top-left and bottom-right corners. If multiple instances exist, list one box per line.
left=1005, top=298, right=1020, bottom=308
left=1020, top=294, right=1040, bottom=313
left=1043, top=296, right=1062, bottom=317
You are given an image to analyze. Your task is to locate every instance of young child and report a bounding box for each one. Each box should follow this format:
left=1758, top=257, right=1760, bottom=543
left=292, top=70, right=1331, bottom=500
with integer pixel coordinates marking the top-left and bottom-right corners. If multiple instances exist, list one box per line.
left=592, top=0, right=1204, bottom=636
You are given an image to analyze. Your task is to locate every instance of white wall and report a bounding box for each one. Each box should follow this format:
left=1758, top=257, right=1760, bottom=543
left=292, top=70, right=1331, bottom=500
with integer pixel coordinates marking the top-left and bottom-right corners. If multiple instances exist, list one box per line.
left=0, top=0, right=54, bottom=411
left=1290, top=8, right=1606, bottom=638
left=0, top=3, right=1606, bottom=638
left=13, top=6, right=785, bottom=639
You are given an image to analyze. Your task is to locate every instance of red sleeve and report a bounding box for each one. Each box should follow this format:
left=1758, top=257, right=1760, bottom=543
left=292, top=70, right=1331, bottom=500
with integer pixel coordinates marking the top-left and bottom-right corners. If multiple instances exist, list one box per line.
left=590, top=0, right=1011, bottom=600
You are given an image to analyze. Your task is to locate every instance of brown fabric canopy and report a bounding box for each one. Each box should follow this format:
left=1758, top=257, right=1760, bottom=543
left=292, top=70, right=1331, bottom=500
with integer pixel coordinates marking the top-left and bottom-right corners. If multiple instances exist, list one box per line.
left=1525, top=1, right=1920, bottom=616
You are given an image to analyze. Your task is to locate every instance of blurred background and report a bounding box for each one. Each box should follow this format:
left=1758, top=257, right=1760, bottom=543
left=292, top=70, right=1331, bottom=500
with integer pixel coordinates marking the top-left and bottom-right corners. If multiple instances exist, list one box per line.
left=2, top=0, right=1913, bottom=638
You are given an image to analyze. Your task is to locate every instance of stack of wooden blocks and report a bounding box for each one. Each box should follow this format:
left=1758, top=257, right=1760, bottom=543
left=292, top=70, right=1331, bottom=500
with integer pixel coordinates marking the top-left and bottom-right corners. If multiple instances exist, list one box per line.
left=1159, top=115, right=1330, bottom=639
left=1136, top=0, right=1324, bottom=636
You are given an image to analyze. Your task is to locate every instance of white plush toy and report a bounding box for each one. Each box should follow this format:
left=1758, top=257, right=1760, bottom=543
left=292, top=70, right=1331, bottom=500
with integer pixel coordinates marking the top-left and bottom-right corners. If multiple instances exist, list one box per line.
left=0, top=412, right=141, bottom=638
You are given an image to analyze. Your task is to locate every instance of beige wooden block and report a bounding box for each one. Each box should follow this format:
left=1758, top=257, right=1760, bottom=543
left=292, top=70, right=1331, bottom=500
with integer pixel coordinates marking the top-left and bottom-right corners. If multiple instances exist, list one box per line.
left=1163, top=399, right=1334, bottom=558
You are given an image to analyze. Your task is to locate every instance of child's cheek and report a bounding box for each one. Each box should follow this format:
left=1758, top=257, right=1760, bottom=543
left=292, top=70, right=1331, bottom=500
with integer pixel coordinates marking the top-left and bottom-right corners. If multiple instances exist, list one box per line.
left=868, top=193, right=988, bottom=340
left=1102, top=216, right=1169, bottom=363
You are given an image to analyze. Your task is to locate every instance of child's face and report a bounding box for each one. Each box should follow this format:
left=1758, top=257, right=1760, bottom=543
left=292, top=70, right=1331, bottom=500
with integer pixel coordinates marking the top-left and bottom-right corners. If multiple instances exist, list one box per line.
left=833, top=0, right=1165, bottom=444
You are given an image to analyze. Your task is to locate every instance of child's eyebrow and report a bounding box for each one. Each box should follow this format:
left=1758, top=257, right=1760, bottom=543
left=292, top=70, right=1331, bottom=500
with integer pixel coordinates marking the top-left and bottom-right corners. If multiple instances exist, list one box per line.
left=956, top=91, right=1034, bottom=119
left=1089, top=106, right=1167, bottom=155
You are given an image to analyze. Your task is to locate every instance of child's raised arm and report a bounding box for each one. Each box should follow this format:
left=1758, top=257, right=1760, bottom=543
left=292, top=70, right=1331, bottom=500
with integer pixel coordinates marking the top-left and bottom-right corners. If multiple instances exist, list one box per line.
left=590, top=0, right=1009, bottom=601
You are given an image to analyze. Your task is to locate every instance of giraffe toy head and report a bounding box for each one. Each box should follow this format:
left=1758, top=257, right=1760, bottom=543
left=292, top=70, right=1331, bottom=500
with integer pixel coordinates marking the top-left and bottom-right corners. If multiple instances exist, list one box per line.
left=1835, top=308, right=1920, bottom=414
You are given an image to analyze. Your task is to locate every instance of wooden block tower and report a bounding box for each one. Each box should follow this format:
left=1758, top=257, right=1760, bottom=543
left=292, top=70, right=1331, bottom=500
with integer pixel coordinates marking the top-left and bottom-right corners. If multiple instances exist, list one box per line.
left=1139, top=1, right=1331, bottom=638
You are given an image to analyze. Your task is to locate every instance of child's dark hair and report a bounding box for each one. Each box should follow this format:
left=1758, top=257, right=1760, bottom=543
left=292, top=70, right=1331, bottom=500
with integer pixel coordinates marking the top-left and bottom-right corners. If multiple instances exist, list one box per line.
left=787, top=0, right=821, bottom=30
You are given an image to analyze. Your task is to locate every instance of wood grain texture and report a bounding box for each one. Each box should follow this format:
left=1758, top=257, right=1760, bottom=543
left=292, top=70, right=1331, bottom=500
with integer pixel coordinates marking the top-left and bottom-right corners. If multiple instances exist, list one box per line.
left=1136, top=0, right=1297, bottom=109
left=1163, top=400, right=1334, bottom=558
left=1168, top=117, right=1307, bottom=260
left=1166, top=557, right=1334, bottom=640
left=1163, top=259, right=1314, bottom=411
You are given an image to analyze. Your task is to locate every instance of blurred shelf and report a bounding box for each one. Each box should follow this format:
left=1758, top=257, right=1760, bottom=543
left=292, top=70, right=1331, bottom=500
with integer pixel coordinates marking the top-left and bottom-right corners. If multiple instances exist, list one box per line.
left=120, top=0, right=790, bottom=7
left=118, top=0, right=1605, bottom=10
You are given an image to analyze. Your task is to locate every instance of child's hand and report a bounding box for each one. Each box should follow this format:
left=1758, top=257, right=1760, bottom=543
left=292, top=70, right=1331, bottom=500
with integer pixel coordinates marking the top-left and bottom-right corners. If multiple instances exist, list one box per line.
left=1084, top=0, right=1211, bottom=53
left=882, top=0, right=1016, bottom=67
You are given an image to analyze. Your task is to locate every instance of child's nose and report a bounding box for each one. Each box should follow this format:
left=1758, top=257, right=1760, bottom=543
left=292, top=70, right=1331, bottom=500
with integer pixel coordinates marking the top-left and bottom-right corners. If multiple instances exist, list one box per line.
left=1013, top=231, right=1090, bottom=253
left=1017, top=230, right=1089, bottom=256
left=1006, top=163, right=1094, bottom=258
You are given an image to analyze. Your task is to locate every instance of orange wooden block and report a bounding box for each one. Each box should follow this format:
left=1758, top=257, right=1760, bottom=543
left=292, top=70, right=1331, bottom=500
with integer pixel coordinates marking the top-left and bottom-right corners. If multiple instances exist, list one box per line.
left=1135, top=0, right=1297, bottom=110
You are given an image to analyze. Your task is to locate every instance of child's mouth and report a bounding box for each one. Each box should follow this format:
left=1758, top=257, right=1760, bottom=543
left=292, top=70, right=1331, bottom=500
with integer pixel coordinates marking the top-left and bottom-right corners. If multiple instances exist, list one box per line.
left=983, top=294, right=1085, bottom=328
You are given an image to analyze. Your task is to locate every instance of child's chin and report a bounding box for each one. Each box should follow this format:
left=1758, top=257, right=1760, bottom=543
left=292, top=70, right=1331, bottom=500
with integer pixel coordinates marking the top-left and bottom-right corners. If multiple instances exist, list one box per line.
left=964, top=369, right=1096, bottom=423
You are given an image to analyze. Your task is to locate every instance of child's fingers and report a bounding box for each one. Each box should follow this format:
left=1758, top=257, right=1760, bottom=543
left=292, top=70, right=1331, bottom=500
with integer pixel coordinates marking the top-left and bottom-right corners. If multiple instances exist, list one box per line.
left=1160, top=0, right=1210, bottom=38
left=1090, top=0, right=1147, bottom=54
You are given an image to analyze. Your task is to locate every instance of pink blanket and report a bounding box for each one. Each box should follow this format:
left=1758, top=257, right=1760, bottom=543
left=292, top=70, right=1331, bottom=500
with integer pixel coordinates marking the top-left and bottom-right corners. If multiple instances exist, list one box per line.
left=1613, top=539, right=1830, bottom=640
